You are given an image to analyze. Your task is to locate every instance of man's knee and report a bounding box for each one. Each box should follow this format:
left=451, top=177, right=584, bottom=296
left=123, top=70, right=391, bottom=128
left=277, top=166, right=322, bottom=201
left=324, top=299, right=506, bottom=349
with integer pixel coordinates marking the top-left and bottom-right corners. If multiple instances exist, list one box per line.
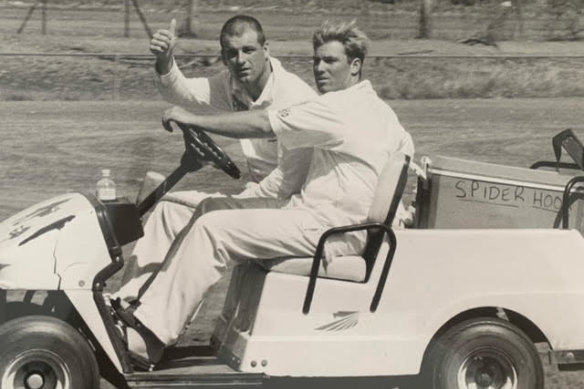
left=147, top=200, right=194, bottom=233
left=192, top=210, right=233, bottom=235
left=197, top=197, right=237, bottom=216
left=154, top=200, right=181, bottom=220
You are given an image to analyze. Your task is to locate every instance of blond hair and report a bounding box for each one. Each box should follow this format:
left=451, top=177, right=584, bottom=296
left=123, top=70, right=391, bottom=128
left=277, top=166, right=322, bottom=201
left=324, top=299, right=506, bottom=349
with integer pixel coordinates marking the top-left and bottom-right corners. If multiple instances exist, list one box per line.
left=312, top=20, right=370, bottom=63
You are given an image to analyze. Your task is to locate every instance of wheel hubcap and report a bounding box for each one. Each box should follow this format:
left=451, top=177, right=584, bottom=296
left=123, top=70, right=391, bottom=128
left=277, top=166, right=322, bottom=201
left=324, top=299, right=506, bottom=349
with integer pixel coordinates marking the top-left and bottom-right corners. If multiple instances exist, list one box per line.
left=2, top=349, right=71, bottom=389
left=26, top=373, right=44, bottom=389
left=458, top=351, right=518, bottom=389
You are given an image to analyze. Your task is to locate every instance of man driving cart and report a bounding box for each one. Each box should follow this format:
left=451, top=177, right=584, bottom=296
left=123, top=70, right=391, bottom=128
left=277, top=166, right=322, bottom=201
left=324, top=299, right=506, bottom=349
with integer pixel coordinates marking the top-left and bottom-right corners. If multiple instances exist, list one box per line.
left=115, top=15, right=317, bottom=305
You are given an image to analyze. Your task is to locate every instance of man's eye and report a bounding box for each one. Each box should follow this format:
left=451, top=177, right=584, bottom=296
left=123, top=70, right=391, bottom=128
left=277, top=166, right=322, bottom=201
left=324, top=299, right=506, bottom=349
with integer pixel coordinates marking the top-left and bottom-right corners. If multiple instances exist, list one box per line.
left=243, top=47, right=256, bottom=54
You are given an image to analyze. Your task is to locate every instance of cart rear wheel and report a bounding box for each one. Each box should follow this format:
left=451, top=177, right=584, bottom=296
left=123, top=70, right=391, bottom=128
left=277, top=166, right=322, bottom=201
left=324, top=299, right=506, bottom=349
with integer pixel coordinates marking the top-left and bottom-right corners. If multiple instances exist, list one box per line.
left=0, top=315, right=99, bottom=389
left=422, top=317, right=543, bottom=389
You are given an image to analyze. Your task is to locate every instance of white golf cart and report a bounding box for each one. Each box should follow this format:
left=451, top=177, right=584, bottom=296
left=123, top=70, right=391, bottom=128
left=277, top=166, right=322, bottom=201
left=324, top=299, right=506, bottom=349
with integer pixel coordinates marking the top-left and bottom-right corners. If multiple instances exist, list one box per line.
left=2, top=123, right=584, bottom=389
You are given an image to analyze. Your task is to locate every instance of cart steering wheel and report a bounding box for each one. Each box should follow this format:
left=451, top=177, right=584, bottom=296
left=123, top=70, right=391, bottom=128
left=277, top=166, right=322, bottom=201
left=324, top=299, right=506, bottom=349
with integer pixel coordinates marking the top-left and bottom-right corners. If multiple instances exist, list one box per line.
left=165, top=119, right=241, bottom=179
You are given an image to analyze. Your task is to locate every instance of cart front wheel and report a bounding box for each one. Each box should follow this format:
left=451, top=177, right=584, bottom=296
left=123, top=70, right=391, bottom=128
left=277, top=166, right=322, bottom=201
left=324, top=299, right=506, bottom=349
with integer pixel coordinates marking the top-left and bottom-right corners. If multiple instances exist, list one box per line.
left=0, top=315, right=99, bottom=389
left=422, top=317, right=543, bottom=389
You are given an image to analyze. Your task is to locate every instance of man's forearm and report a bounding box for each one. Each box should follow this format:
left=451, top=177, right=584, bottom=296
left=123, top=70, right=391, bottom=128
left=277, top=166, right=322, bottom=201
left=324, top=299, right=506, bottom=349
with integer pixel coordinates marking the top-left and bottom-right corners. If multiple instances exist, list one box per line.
left=175, top=110, right=275, bottom=139
left=156, top=56, right=174, bottom=76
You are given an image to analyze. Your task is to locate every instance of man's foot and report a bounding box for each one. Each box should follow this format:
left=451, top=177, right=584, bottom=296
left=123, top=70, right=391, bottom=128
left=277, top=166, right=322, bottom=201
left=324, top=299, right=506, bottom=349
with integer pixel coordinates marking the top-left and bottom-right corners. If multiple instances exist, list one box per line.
left=111, top=304, right=165, bottom=370
left=126, top=327, right=164, bottom=371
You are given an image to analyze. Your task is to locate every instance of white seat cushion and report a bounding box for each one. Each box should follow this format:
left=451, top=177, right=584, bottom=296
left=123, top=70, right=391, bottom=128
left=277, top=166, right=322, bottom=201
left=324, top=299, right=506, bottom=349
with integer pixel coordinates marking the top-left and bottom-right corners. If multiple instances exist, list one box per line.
left=257, top=255, right=366, bottom=282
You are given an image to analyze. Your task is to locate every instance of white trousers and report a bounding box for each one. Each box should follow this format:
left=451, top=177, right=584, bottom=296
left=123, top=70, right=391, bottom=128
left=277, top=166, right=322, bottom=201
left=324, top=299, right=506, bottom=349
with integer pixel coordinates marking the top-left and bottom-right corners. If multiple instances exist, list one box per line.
left=133, top=206, right=333, bottom=345
left=115, top=191, right=221, bottom=303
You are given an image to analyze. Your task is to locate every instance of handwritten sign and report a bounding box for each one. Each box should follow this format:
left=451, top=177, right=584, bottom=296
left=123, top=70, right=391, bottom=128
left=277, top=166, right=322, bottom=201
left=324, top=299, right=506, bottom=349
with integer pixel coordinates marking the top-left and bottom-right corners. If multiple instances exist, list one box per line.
left=454, top=180, right=564, bottom=213
left=422, top=174, right=584, bottom=231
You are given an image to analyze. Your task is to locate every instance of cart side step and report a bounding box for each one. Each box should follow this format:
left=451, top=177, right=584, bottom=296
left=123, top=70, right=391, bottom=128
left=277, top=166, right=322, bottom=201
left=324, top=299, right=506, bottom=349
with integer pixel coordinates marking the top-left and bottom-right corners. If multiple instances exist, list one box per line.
left=126, top=372, right=264, bottom=388
left=125, top=350, right=264, bottom=388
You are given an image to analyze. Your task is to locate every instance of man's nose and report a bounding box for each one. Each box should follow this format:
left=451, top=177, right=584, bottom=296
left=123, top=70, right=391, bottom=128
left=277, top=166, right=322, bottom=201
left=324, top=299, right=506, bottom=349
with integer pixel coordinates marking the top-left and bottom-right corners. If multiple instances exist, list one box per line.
left=314, top=61, right=325, bottom=73
left=236, top=51, right=246, bottom=64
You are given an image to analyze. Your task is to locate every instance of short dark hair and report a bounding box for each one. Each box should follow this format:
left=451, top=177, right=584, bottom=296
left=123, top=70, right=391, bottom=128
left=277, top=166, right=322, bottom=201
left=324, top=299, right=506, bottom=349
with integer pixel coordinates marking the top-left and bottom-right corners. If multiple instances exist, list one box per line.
left=220, top=15, right=266, bottom=48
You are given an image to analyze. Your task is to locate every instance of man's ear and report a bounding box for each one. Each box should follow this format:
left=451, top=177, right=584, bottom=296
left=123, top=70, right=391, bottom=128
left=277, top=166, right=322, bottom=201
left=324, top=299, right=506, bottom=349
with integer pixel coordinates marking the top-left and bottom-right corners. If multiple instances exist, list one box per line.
left=350, top=57, right=362, bottom=76
left=263, top=41, right=270, bottom=58
left=220, top=50, right=228, bottom=66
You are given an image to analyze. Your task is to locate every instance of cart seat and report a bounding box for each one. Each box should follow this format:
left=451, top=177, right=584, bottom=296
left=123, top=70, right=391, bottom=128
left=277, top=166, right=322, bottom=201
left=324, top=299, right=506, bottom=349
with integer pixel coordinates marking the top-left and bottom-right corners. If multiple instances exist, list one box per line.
left=259, top=255, right=366, bottom=281
left=257, top=151, right=411, bottom=283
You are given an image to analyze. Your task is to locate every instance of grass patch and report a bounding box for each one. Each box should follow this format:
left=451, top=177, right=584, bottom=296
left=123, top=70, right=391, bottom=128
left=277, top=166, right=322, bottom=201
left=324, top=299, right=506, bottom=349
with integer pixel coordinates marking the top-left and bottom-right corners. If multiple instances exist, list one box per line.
left=370, top=57, right=584, bottom=99
left=2, top=55, right=584, bottom=101
left=4, top=93, right=32, bottom=101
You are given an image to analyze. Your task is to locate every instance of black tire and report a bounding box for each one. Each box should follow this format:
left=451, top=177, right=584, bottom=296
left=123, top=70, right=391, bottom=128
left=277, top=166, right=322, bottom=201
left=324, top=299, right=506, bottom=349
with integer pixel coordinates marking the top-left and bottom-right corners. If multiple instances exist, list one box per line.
left=1, top=302, right=49, bottom=324
left=0, top=315, right=100, bottom=389
left=422, top=317, right=544, bottom=389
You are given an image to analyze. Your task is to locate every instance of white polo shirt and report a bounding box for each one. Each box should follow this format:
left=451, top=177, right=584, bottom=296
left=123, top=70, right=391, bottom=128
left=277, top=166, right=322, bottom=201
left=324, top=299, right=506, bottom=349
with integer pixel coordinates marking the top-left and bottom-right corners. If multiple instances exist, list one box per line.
left=268, top=80, right=414, bottom=227
left=156, top=58, right=316, bottom=198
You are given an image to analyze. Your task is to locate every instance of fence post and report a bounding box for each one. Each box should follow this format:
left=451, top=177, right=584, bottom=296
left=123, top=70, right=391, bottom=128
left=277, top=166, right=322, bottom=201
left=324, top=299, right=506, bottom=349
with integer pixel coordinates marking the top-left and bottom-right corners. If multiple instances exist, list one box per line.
left=418, top=0, right=434, bottom=38
left=185, top=0, right=199, bottom=37
left=124, top=0, right=130, bottom=37
left=113, top=55, right=120, bottom=101
left=41, top=0, right=47, bottom=35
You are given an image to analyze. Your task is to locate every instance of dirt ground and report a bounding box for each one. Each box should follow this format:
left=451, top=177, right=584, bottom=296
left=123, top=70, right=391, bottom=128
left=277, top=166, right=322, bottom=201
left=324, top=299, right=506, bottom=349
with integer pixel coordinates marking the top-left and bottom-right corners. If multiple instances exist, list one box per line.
left=3, top=98, right=584, bottom=220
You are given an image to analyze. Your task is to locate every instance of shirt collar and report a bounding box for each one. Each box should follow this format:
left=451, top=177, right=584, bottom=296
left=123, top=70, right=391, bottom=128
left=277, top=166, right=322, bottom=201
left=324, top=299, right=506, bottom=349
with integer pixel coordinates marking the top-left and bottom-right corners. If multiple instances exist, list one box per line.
left=350, top=79, right=372, bottom=92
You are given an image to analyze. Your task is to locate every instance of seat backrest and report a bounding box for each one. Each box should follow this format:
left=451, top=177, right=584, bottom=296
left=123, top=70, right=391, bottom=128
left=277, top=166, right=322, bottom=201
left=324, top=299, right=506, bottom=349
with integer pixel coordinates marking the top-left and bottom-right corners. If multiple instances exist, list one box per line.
left=362, top=152, right=411, bottom=280
left=367, top=152, right=411, bottom=225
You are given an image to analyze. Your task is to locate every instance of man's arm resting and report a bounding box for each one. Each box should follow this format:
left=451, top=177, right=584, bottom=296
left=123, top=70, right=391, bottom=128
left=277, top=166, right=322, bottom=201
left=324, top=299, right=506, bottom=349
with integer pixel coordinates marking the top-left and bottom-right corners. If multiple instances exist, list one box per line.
left=163, top=107, right=275, bottom=139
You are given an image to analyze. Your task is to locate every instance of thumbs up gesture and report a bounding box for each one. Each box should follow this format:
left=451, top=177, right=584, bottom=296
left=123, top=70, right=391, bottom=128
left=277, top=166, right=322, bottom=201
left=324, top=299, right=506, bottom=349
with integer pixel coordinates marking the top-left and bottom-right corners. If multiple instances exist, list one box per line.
left=150, top=19, right=178, bottom=75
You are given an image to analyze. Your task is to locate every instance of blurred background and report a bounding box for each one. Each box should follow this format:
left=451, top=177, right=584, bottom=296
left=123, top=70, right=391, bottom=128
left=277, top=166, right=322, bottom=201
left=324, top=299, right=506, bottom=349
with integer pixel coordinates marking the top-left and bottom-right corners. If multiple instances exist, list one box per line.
left=1, top=0, right=582, bottom=101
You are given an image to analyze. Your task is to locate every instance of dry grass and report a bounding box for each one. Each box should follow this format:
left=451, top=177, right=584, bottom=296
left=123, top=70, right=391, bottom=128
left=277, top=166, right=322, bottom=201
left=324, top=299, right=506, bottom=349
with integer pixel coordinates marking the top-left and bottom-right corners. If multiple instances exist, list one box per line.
left=2, top=52, right=583, bottom=102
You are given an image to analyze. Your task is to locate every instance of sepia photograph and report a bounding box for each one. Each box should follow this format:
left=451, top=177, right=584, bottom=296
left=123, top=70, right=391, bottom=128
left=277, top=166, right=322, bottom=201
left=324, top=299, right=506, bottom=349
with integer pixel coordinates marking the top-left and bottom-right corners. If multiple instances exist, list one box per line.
left=0, top=0, right=583, bottom=388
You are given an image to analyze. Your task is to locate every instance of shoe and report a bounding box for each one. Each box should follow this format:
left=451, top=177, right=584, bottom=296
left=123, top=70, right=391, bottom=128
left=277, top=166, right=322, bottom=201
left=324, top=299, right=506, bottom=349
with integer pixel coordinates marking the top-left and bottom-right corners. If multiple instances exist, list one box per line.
left=112, top=303, right=165, bottom=370
left=126, top=327, right=158, bottom=371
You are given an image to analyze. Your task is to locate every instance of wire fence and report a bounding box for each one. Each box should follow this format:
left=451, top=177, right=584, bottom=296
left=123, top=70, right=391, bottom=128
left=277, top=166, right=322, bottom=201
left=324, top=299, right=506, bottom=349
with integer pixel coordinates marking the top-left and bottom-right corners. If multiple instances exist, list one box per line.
left=2, top=0, right=582, bottom=41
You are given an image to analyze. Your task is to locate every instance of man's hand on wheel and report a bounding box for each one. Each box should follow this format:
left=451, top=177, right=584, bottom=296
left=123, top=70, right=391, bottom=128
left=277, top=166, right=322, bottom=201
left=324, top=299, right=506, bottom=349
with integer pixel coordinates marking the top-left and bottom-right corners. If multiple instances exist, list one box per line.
left=162, top=107, right=205, bottom=171
left=161, top=107, right=242, bottom=179
left=162, top=106, right=197, bottom=133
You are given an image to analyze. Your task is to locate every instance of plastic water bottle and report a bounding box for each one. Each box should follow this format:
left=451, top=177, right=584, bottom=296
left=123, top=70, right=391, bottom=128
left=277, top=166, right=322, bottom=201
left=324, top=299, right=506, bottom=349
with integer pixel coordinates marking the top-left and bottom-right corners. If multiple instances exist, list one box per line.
left=96, top=169, right=116, bottom=201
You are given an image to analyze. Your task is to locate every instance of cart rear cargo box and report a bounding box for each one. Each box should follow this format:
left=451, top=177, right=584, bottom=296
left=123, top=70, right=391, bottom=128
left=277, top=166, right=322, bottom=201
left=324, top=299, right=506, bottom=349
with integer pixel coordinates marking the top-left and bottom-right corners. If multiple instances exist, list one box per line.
left=415, top=155, right=584, bottom=231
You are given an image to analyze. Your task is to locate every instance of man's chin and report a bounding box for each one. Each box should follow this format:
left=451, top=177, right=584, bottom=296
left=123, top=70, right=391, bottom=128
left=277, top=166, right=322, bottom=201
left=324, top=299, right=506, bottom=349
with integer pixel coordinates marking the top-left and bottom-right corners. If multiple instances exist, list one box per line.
left=317, top=84, right=331, bottom=94
left=236, top=74, right=254, bottom=84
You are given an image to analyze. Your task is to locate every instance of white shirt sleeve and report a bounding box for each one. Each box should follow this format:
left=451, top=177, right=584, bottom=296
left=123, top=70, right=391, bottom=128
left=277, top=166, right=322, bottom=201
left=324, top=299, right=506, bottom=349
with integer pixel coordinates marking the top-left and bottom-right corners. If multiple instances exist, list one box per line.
left=155, top=61, right=230, bottom=112
left=398, top=130, right=415, bottom=157
left=239, top=146, right=313, bottom=198
left=268, top=98, right=344, bottom=150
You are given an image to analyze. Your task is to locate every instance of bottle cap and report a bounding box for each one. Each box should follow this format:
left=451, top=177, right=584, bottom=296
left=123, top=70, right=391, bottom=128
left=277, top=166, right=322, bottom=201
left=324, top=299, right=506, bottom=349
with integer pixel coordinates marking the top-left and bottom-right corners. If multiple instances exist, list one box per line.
left=102, top=169, right=111, bottom=177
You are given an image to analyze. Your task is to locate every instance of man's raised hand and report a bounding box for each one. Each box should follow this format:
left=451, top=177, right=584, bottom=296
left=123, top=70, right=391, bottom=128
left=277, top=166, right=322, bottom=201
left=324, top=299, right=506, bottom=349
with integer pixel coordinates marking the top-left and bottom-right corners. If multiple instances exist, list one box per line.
left=150, top=18, right=177, bottom=75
